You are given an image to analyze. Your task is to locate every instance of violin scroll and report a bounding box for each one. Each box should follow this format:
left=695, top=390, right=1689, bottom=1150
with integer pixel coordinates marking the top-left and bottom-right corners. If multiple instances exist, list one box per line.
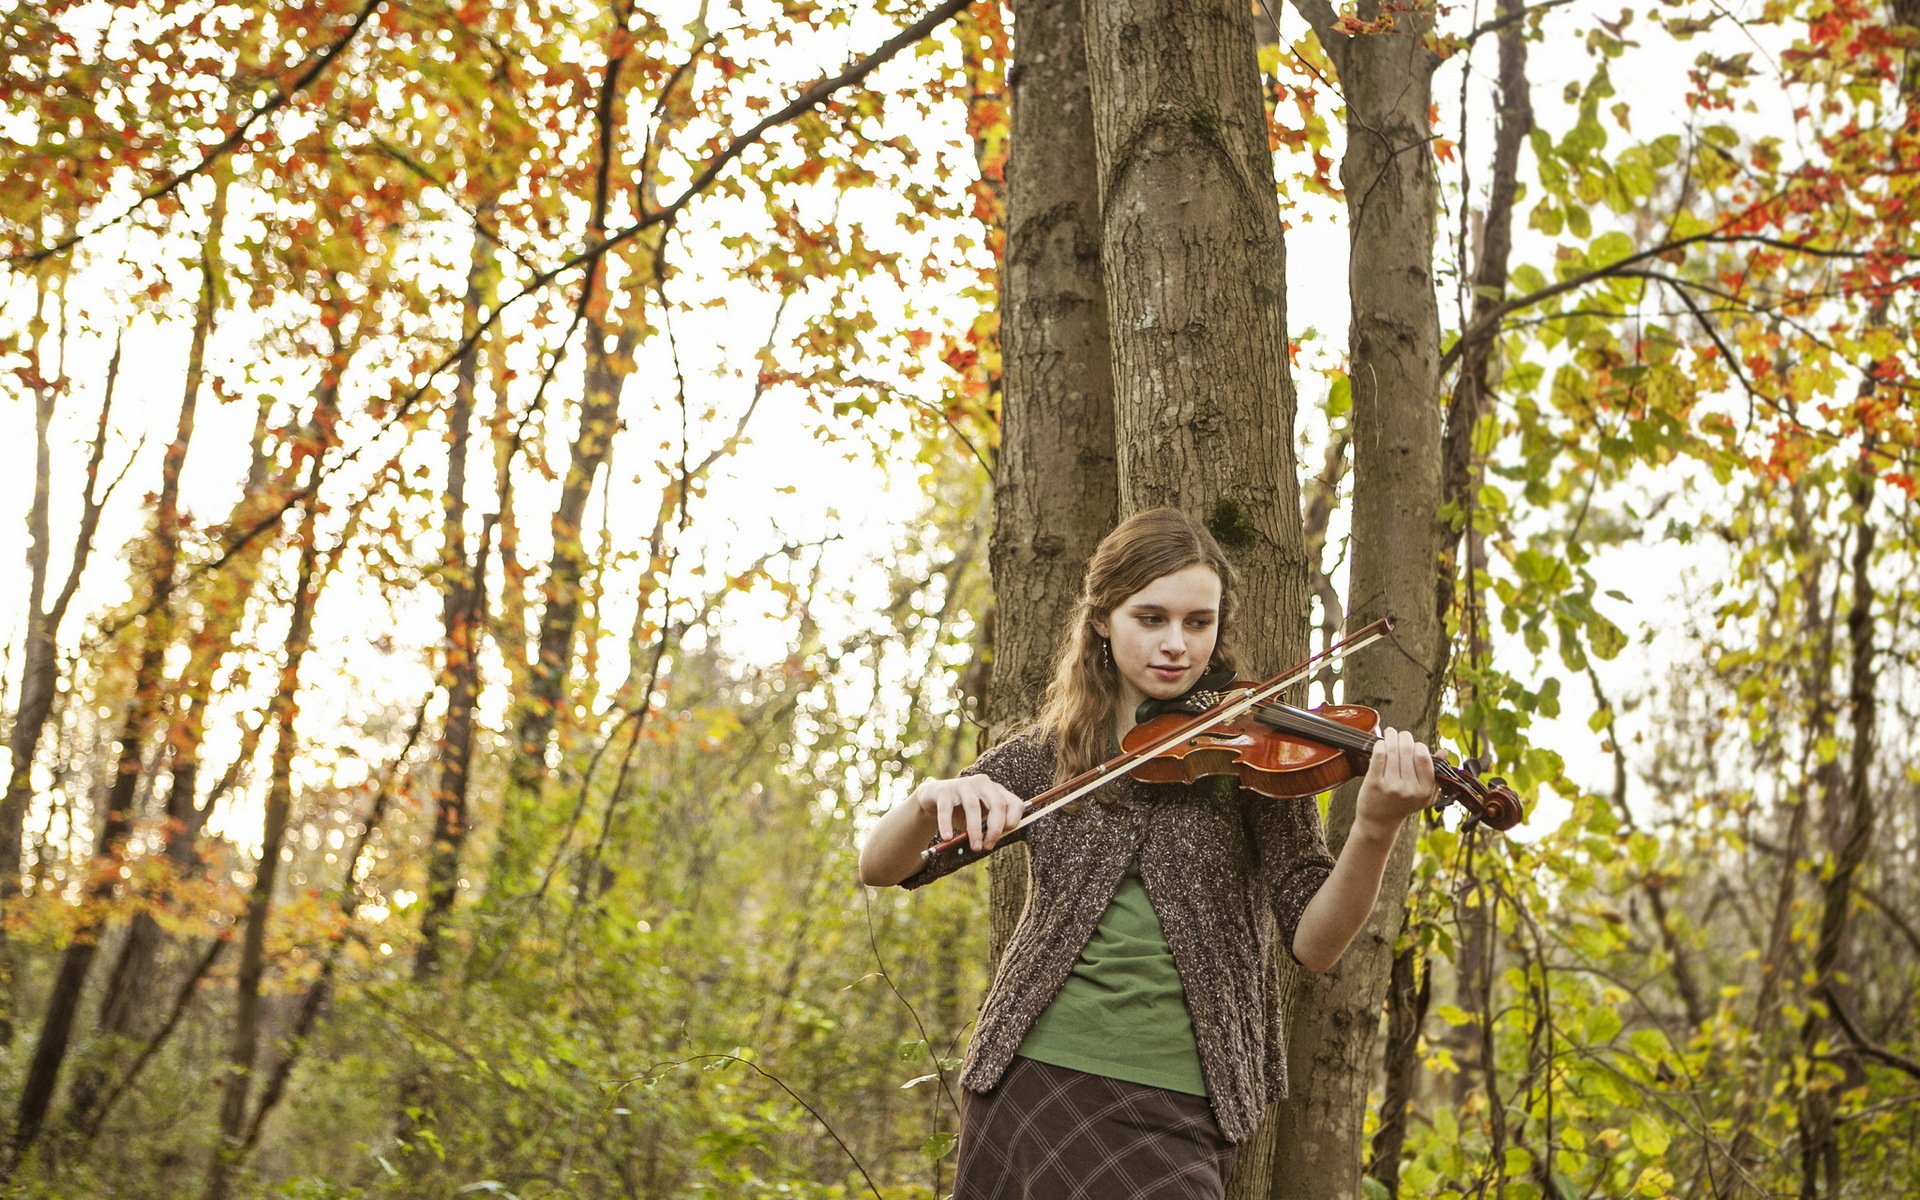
left=1437, top=758, right=1523, bottom=832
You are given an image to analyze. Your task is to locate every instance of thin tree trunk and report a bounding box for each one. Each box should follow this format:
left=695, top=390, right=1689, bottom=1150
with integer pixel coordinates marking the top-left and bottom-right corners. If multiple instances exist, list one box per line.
left=1795, top=457, right=1881, bottom=1199
left=502, top=325, right=641, bottom=874
left=1, top=300, right=116, bottom=1047
left=7, top=295, right=204, bottom=1171
left=78, top=936, right=226, bottom=1143
left=416, top=206, right=496, bottom=980
left=236, top=704, right=426, bottom=1163
left=1275, top=1, right=1446, bottom=1192
left=203, top=398, right=333, bottom=1200
left=1078, top=3, right=1309, bottom=1185
left=1726, top=484, right=1833, bottom=1185
left=1422, top=0, right=1535, bottom=1157
left=985, top=0, right=1119, bottom=966
left=1367, top=947, right=1428, bottom=1189
left=73, top=191, right=259, bottom=1126
left=502, top=23, right=644, bottom=871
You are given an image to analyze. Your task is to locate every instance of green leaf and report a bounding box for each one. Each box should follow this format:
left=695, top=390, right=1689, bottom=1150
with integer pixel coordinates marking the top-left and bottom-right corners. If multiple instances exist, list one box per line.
left=1328, top=373, right=1352, bottom=418
left=1629, top=1113, right=1671, bottom=1156
left=1587, top=1005, right=1623, bottom=1042
left=922, top=1131, right=958, bottom=1160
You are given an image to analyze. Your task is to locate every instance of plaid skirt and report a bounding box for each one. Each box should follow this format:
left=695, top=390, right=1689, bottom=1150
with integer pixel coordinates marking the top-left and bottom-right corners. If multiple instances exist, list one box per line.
left=953, top=1056, right=1236, bottom=1199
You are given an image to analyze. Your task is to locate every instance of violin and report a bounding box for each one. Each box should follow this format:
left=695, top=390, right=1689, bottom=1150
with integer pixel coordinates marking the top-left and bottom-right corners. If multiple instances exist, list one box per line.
left=908, top=619, right=1524, bottom=883
left=1123, top=688, right=1523, bottom=824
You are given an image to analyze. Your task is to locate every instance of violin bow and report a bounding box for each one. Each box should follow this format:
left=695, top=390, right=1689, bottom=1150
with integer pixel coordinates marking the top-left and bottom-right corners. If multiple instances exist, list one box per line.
left=916, top=618, right=1395, bottom=874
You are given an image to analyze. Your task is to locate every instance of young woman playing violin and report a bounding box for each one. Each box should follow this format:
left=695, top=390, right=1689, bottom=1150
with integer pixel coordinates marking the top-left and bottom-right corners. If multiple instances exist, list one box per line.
left=858, top=508, right=1442, bottom=1199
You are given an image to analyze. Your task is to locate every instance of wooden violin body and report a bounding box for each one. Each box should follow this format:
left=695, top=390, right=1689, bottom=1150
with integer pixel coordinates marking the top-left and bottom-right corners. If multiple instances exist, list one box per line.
left=1123, top=694, right=1380, bottom=800
left=1122, top=683, right=1524, bottom=831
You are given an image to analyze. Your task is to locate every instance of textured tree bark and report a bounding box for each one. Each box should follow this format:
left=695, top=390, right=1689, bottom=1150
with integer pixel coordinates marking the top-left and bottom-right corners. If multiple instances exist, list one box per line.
left=1078, top=3, right=1309, bottom=1189
left=985, top=0, right=1119, bottom=965
left=1082, top=0, right=1308, bottom=638
left=1275, top=2, right=1446, bottom=1193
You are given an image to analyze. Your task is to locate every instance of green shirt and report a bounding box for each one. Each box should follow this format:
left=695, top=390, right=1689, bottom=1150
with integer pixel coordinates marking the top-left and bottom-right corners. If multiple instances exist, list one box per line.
left=1014, top=868, right=1208, bottom=1096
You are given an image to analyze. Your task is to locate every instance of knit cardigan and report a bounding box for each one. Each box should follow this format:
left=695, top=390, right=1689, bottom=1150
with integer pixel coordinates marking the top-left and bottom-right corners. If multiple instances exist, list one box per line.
left=899, top=727, right=1337, bottom=1143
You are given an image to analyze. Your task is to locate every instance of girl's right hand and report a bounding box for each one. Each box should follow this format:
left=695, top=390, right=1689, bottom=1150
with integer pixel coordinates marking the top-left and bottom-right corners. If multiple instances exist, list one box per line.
left=913, top=777, right=1027, bottom=852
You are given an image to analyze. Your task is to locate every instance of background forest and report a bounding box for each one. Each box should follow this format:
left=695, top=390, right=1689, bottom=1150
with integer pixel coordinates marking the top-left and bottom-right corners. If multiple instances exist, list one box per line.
left=2, top=0, right=1917, bottom=1198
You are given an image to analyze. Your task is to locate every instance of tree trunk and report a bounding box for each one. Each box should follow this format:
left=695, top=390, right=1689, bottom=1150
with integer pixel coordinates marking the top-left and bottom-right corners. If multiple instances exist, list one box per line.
left=1794, top=451, right=1882, bottom=1200
left=416, top=208, right=496, bottom=980
left=502, top=23, right=645, bottom=871
left=235, top=705, right=425, bottom=1165
left=71, top=180, right=252, bottom=1127
left=1274, top=3, right=1446, bottom=1193
left=1082, top=0, right=1308, bottom=635
left=985, top=0, right=1119, bottom=965
left=1, top=277, right=117, bottom=1048
left=1424, top=0, right=1533, bottom=1148
left=1078, top=2, right=1309, bottom=1184
left=7, top=295, right=204, bottom=1172
left=203, top=397, right=334, bottom=1200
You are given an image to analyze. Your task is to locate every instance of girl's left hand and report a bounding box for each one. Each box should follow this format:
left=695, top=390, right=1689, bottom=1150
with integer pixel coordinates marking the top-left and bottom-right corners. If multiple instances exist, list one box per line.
left=1355, top=727, right=1439, bottom=833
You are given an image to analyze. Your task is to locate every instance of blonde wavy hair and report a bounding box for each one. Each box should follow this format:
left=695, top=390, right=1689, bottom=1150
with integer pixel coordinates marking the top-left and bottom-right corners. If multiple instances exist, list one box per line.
left=1037, top=508, right=1243, bottom=783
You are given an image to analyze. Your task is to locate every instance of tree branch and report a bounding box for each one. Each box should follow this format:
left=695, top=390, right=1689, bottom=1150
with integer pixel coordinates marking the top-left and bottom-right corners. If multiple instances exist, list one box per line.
left=1438, top=231, right=1867, bottom=378
left=1460, top=0, right=1579, bottom=47
left=83, top=0, right=978, bottom=650
left=14, top=0, right=386, bottom=266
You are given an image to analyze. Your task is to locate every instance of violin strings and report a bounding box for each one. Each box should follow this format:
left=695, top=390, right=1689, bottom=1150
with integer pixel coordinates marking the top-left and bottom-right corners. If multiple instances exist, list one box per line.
left=1245, top=699, right=1476, bottom=792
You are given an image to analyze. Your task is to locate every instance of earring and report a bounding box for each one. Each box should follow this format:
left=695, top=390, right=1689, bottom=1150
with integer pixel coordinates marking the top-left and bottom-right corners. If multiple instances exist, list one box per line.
left=1100, top=638, right=1113, bottom=670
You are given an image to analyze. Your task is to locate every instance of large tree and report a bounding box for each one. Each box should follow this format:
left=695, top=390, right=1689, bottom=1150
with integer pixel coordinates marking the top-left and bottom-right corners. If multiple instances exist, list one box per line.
left=1075, top=0, right=1313, bottom=1191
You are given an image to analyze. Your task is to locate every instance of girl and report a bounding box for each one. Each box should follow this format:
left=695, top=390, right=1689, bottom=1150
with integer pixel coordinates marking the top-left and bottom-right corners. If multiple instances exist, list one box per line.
left=859, top=508, right=1438, bottom=1198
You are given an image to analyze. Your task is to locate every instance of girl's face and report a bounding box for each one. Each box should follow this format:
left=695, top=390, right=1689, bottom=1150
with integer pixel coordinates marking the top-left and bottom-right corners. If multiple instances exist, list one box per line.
left=1092, top=563, right=1223, bottom=725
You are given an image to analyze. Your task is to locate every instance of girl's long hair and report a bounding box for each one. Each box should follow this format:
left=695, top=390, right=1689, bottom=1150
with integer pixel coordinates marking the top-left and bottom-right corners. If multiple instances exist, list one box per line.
left=1036, top=508, right=1243, bottom=784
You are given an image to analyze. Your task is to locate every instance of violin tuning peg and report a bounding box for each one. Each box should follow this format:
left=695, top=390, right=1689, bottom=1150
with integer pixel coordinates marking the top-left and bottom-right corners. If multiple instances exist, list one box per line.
left=1461, top=757, right=1484, bottom=778
left=1487, top=777, right=1506, bottom=791
left=1460, top=813, right=1482, bottom=834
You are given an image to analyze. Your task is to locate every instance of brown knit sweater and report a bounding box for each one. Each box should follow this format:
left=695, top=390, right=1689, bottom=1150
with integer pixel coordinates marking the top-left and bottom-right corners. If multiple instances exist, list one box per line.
left=899, top=727, right=1336, bottom=1143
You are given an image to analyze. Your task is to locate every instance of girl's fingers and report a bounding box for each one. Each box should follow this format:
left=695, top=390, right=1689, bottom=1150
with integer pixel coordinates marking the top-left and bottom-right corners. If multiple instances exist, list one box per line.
left=1411, top=742, right=1436, bottom=796
left=1382, top=728, right=1411, bottom=790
